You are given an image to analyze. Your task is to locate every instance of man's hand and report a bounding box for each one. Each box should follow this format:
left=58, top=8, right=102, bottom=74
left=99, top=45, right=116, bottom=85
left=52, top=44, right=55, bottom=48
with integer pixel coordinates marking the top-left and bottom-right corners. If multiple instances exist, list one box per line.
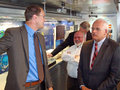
left=47, top=53, right=53, bottom=58
left=67, top=51, right=71, bottom=54
left=75, top=55, right=79, bottom=59
left=81, top=86, right=92, bottom=90
left=48, top=87, right=53, bottom=90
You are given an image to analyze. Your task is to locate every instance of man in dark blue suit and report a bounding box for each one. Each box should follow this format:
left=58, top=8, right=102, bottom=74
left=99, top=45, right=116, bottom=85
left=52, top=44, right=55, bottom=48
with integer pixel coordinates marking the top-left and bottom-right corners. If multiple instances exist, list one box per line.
left=78, top=19, right=120, bottom=90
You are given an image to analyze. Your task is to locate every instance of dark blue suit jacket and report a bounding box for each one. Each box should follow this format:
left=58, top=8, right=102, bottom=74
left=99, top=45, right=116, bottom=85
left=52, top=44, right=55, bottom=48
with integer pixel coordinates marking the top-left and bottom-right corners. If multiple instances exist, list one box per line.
left=78, top=38, right=120, bottom=90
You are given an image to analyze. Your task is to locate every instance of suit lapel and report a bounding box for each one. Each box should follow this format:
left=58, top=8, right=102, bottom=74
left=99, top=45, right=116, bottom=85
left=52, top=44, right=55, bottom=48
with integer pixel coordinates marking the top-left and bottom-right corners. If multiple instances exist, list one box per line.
left=37, top=32, right=46, bottom=65
left=20, top=26, right=29, bottom=68
left=87, top=41, right=94, bottom=71
left=92, top=38, right=109, bottom=69
left=37, top=32, right=45, bottom=54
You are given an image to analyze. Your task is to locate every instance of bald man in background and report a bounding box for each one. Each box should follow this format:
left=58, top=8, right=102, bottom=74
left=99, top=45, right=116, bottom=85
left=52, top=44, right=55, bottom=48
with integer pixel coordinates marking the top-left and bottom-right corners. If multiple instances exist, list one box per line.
left=48, top=21, right=92, bottom=58
left=62, top=31, right=85, bottom=90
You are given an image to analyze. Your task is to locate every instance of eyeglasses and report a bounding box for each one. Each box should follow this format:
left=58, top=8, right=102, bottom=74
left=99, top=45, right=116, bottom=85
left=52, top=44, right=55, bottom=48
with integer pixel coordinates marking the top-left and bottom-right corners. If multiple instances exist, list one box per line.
left=37, top=14, right=45, bottom=18
left=92, top=27, right=101, bottom=31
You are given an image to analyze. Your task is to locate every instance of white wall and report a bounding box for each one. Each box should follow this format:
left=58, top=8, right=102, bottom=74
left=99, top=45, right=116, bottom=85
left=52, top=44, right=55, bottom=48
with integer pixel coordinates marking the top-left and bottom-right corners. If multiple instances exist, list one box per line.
left=117, top=3, right=120, bottom=42
left=74, top=14, right=117, bottom=41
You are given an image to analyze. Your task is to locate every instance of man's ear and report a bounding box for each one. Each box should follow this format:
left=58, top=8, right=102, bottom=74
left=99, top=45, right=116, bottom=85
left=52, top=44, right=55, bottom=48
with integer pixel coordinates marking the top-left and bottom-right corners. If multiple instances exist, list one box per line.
left=33, top=14, right=37, bottom=19
left=105, top=29, right=108, bottom=33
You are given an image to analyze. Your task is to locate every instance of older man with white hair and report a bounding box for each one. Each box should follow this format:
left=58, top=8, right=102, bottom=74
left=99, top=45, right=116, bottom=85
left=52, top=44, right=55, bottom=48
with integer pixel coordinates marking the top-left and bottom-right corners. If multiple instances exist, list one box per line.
left=78, top=19, right=120, bottom=90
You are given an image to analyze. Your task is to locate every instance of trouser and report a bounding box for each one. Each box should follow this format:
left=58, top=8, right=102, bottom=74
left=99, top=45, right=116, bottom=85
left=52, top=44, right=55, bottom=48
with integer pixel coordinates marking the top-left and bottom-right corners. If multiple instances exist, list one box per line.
left=67, top=76, right=80, bottom=90
left=25, top=81, right=45, bottom=90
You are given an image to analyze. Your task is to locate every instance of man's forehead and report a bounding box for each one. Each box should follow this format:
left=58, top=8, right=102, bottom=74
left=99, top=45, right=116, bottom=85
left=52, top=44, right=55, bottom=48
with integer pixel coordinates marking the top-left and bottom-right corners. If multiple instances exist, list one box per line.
left=92, top=22, right=101, bottom=27
left=74, top=33, right=83, bottom=37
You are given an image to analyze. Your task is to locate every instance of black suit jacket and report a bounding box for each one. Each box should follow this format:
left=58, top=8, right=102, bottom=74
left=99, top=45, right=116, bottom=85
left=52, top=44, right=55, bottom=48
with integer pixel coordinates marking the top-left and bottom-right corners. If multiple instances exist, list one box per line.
left=78, top=38, right=120, bottom=90
left=0, top=26, right=53, bottom=90
left=52, top=31, right=92, bottom=56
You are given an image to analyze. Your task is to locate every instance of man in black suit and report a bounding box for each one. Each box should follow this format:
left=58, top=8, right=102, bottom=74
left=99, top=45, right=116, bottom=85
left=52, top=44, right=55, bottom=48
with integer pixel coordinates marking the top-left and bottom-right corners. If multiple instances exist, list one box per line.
left=78, top=19, right=120, bottom=90
left=0, top=5, right=53, bottom=90
left=48, top=21, right=92, bottom=57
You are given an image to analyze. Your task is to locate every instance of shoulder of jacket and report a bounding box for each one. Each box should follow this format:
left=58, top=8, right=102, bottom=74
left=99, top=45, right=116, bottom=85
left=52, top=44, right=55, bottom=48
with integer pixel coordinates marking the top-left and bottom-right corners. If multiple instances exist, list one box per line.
left=6, top=26, right=22, bottom=32
left=108, top=38, right=119, bottom=48
left=83, top=40, right=93, bottom=46
left=107, top=39, right=120, bottom=54
left=37, top=31, right=44, bottom=37
left=69, top=31, right=76, bottom=35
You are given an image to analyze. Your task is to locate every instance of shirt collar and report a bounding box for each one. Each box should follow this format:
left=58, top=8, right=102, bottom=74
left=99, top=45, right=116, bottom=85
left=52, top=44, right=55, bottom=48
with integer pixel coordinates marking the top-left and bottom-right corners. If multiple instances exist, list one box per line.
left=75, top=43, right=83, bottom=48
left=94, top=37, right=106, bottom=46
left=25, top=24, right=35, bottom=37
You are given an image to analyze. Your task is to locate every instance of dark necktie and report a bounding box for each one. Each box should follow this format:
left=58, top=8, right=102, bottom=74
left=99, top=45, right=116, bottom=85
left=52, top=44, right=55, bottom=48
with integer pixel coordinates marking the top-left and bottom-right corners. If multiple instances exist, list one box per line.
left=90, top=43, right=98, bottom=69
left=34, top=33, right=44, bottom=82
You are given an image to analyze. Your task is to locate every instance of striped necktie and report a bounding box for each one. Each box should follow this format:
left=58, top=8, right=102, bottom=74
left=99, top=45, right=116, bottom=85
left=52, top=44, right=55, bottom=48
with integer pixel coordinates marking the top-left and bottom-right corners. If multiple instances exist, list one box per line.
left=90, top=43, right=98, bottom=69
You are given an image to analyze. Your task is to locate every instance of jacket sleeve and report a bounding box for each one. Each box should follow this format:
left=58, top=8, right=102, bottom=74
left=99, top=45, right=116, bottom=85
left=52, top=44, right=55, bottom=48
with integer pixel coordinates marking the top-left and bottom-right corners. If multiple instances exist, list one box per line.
left=77, top=46, right=85, bottom=86
left=0, top=28, right=13, bottom=54
left=43, top=51, right=53, bottom=88
left=40, top=34, right=53, bottom=88
left=51, top=32, right=74, bottom=56
left=61, top=47, right=75, bottom=62
left=98, top=46, right=120, bottom=90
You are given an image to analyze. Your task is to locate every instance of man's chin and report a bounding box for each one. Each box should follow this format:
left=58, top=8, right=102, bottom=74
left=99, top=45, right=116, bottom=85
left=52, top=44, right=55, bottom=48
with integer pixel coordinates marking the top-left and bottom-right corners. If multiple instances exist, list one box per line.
left=75, top=43, right=82, bottom=47
left=92, top=37, right=97, bottom=40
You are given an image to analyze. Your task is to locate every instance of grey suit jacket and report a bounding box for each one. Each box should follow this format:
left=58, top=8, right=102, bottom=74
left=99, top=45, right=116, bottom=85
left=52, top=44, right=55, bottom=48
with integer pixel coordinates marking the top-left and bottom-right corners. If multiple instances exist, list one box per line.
left=0, top=26, right=53, bottom=90
left=78, top=38, right=120, bottom=90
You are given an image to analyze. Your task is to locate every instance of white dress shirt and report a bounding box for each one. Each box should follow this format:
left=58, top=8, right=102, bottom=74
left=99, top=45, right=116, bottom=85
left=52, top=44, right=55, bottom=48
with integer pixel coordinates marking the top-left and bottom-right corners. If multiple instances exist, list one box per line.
left=62, top=44, right=82, bottom=78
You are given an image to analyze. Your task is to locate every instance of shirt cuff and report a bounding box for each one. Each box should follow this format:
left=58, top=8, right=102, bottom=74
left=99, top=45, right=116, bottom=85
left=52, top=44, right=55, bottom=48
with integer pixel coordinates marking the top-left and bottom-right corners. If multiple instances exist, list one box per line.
left=80, top=85, right=85, bottom=89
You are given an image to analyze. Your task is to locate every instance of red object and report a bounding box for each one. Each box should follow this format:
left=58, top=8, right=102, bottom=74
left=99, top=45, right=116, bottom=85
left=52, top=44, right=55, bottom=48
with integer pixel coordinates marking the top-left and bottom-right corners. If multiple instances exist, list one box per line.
left=90, top=43, right=98, bottom=69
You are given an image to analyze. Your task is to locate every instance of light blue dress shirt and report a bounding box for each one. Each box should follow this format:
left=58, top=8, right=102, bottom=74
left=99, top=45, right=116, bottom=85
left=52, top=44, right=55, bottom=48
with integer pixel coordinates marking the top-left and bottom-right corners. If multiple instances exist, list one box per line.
left=25, top=24, right=44, bottom=82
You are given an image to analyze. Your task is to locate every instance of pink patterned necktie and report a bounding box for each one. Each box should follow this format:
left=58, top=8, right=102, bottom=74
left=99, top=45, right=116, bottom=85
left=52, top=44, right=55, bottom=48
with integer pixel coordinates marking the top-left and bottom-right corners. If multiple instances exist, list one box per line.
left=90, top=43, right=98, bottom=69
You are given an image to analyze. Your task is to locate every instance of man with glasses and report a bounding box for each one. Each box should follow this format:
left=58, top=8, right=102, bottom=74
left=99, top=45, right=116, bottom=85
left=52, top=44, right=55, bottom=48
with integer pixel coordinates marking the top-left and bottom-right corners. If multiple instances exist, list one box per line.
left=0, top=5, right=53, bottom=90
left=78, top=19, right=120, bottom=90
